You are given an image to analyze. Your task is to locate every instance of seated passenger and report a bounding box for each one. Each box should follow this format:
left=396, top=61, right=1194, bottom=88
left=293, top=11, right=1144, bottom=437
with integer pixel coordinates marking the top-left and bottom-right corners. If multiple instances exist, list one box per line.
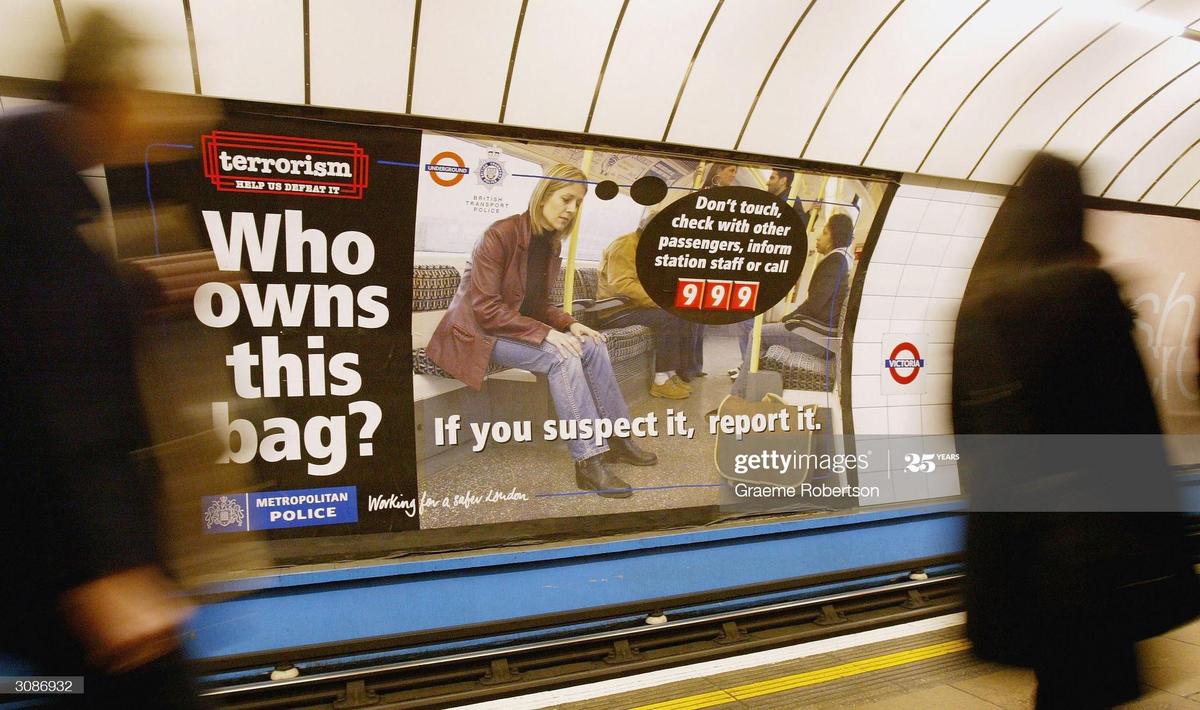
left=427, top=164, right=656, bottom=499
left=729, top=169, right=811, bottom=375
left=780, top=212, right=855, bottom=341
left=596, top=206, right=704, bottom=400
left=733, top=213, right=855, bottom=389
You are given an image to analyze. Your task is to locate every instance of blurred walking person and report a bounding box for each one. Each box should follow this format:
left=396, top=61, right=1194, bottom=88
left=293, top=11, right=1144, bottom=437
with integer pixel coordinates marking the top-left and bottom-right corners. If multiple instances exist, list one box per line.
left=0, top=11, right=204, bottom=707
left=952, top=153, right=1197, bottom=708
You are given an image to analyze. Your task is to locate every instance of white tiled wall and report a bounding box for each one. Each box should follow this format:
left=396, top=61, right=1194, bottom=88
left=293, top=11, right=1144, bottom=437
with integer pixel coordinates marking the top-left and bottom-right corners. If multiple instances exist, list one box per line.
left=852, top=175, right=1003, bottom=505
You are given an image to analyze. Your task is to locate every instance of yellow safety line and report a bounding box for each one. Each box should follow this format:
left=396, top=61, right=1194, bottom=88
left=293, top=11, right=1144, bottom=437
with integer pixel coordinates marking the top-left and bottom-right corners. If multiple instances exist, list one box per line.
left=562, top=148, right=594, bottom=315
left=632, top=639, right=971, bottom=710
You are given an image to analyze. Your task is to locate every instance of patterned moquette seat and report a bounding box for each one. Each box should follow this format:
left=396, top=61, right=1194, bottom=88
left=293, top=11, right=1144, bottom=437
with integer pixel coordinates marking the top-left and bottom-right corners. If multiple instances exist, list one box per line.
left=759, top=344, right=838, bottom=392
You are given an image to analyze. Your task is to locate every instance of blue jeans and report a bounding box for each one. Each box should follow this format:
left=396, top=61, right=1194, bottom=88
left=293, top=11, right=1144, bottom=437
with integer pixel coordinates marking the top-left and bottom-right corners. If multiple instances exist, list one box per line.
left=490, top=336, right=631, bottom=461
left=605, top=308, right=700, bottom=374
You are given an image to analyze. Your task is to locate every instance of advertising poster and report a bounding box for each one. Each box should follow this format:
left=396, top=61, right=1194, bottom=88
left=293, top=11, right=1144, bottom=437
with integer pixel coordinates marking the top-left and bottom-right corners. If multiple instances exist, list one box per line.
left=1088, top=209, right=1200, bottom=465
left=411, top=133, right=890, bottom=527
left=110, top=112, right=890, bottom=543
left=108, top=113, right=420, bottom=537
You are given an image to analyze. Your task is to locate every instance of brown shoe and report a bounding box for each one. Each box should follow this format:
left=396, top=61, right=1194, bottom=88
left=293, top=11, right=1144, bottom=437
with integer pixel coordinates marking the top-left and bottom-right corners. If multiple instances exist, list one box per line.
left=575, top=456, right=632, bottom=498
left=604, top=438, right=658, bottom=466
left=669, top=374, right=693, bottom=391
left=650, top=379, right=689, bottom=399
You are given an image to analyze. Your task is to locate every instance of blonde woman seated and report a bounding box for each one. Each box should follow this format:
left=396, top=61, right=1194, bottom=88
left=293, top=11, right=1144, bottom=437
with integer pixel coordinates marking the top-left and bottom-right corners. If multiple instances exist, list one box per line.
left=427, top=164, right=656, bottom=498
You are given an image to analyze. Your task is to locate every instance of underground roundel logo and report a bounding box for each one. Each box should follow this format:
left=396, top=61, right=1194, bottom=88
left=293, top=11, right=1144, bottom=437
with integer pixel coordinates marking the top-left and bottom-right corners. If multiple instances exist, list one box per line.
left=426, top=151, right=469, bottom=187
left=885, top=342, right=925, bottom=385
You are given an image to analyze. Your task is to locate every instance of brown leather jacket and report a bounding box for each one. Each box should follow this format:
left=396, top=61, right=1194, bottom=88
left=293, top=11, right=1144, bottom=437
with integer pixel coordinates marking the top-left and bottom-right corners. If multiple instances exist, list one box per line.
left=427, top=212, right=575, bottom=390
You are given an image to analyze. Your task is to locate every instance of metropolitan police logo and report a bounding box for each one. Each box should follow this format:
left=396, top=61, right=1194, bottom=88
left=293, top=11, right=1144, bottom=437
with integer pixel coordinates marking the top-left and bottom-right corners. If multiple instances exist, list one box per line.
left=204, top=495, right=245, bottom=530
left=477, top=150, right=507, bottom=188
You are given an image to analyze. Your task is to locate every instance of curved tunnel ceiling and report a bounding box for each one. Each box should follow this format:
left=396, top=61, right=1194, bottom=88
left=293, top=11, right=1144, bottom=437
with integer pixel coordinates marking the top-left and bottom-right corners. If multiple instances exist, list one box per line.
left=3, top=0, right=1200, bottom=207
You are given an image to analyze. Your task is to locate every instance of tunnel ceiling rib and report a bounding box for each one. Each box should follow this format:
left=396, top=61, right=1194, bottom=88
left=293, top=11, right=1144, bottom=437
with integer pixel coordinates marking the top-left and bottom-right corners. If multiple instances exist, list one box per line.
left=182, top=0, right=201, bottom=94
left=864, top=1, right=1058, bottom=173
left=1175, top=169, right=1200, bottom=206
left=1102, top=93, right=1200, bottom=197
left=406, top=0, right=420, bottom=114
left=966, top=0, right=1156, bottom=182
left=6, top=0, right=1200, bottom=208
left=811, top=0, right=988, bottom=166
left=409, top=0, right=521, bottom=122
left=921, top=5, right=1084, bottom=177
left=302, top=0, right=310, bottom=104
left=737, top=0, right=904, bottom=159
left=1141, top=132, right=1200, bottom=202
left=1009, top=35, right=1172, bottom=183
left=587, top=0, right=719, bottom=141
left=583, top=0, right=629, bottom=133
left=660, top=0, right=724, bottom=142
left=309, top=0, right=413, bottom=114
left=506, top=0, right=625, bottom=133
left=734, top=0, right=818, bottom=151
left=668, top=0, right=809, bottom=149
left=1077, top=57, right=1200, bottom=193
left=52, top=0, right=69, bottom=43
left=983, top=1, right=1200, bottom=184
left=1047, top=37, right=1200, bottom=162
left=496, top=0, right=529, bottom=124
left=800, top=0, right=905, bottom=159
left=923, top=2, right=1163, bottom=181
left=860, top=0, right=989, bottom=167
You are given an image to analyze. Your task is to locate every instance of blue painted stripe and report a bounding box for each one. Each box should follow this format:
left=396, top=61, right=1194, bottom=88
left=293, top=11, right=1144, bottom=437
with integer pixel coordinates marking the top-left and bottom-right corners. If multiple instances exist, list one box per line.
left=185, top=505, right=966, bottom=658
left=195, top=501, right=966, bottom=595
left=185, top=475, right=1197, bottom=660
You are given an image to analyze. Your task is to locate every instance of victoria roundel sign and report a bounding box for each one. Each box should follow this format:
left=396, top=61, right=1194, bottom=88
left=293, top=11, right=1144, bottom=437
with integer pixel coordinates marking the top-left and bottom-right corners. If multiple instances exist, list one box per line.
left=881, top=334, right=928, bottom=395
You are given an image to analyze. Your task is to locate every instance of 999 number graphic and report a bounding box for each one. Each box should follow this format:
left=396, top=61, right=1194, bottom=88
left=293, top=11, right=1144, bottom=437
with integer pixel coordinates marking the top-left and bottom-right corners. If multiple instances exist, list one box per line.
left=675, top=278, right=759, bottom=312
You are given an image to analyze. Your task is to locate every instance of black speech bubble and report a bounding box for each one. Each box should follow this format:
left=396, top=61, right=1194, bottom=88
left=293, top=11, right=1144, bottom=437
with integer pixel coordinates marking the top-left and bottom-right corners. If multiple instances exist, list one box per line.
left=635, top=186, right=808, bottom=325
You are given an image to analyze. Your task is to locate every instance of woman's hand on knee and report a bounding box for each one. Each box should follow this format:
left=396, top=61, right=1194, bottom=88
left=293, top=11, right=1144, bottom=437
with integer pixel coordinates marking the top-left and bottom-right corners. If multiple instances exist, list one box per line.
left=545, top=329, right=583, bottom=359
left=569, top=322, right=607, bottom=344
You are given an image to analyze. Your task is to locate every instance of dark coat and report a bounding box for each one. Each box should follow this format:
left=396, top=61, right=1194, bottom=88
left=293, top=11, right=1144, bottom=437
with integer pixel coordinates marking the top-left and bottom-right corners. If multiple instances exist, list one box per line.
left=791, top=249, right=851, bottom=326
left=427, top=212, right=575, bottom=390
left=0, top=109, right=160, bottom=661
left=952, top=264, right=1197, bottom=666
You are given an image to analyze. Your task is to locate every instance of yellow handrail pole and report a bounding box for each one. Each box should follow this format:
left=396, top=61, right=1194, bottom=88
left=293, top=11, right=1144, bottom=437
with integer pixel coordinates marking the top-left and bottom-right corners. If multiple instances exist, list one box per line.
left=561, top=148, right=594, bottom=315
left=748, top=313, right=764, bottom=374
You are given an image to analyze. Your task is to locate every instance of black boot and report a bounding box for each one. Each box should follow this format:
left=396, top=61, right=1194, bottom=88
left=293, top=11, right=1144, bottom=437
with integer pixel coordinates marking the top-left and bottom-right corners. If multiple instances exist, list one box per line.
left=603, top=437, right=658, bottom=466
left=575, top=455, right=632, bottom=498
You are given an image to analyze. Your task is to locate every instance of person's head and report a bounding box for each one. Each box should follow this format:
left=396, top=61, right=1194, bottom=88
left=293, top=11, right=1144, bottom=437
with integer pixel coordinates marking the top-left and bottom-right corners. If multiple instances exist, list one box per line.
left=529, top=164, right=587, bottom=236
left=766, top=169, right=793, bottom=198
left=817, top=212, right=854, bottom=254
left=703, top=163, right=738, bottom=189
left=56, top=10, right=143, bottom=165
left=975, top=153, right=1088, bottom=272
